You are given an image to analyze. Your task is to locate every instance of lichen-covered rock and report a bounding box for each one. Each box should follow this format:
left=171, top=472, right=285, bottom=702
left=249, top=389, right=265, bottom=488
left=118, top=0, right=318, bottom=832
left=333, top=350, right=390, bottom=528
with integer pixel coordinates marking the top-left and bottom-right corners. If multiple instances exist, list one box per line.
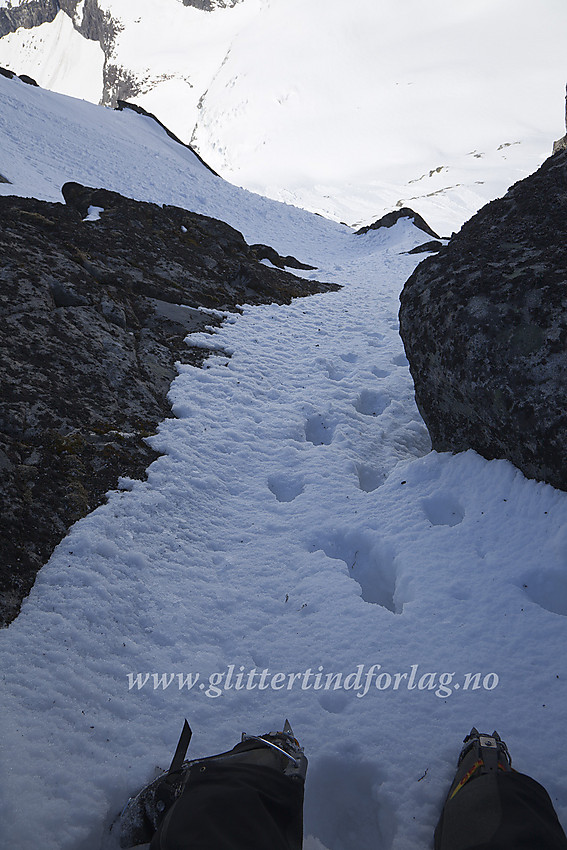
left=0, top=185, right=338, bottom=624
left=399, top=149, right=567, bottom=492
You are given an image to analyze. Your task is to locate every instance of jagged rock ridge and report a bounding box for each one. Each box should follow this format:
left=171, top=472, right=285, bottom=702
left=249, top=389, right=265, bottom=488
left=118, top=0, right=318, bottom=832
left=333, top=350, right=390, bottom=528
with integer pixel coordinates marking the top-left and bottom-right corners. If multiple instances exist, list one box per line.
left=0, top=183, right=338, bottom=625
left=0, top=0, right=108, bottom=42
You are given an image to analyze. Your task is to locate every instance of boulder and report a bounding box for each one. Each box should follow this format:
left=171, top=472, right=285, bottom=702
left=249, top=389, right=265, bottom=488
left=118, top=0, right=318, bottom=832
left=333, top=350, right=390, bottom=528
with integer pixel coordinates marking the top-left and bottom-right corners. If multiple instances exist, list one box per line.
left=18, top=74, right=38, bottom=86
left=399, top=149, right=567, bottom=491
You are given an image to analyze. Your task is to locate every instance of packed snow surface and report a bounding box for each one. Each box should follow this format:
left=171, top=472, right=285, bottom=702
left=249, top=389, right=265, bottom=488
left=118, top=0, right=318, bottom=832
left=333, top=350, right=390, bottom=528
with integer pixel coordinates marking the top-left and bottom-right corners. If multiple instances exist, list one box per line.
left=1, top=75, right=567, bottom=850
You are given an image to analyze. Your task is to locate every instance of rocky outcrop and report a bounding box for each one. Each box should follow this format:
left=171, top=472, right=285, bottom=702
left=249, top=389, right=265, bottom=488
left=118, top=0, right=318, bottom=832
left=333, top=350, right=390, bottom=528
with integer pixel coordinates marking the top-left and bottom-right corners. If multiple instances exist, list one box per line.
left=250, top=244, right=317, bottom=270
left=18, top=72, right=38, bottom=86
left=553, top=84, right=567, bottom=154
left=182, top=0, right=241, bottom=8
left=0, top=184, right=338, bottom=625
left=399, top=149, right=567, bottom=491
left=0, top=65, right=37, bottom=86
left=407, top=240, right=443, bottom=255
left=356, top=208, right=440, bottom=239
left=0, top=0, right=60, bottom=38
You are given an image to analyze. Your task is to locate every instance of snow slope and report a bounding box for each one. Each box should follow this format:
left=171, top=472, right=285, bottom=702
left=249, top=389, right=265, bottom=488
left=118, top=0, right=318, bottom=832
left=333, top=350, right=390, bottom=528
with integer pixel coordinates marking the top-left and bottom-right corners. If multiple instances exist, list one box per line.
left=1, top=75, right=567, bottom=850
left=1, top=0, right=566, bottom=233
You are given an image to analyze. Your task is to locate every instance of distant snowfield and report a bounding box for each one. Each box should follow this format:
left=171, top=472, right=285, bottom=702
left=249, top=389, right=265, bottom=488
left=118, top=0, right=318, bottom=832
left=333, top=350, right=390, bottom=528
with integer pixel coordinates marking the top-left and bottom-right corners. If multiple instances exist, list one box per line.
left=0, top=0, right=565, bottom=233
left=191, top=0, right=567, bottom=233
left=1, top=74, right=567, bottom=850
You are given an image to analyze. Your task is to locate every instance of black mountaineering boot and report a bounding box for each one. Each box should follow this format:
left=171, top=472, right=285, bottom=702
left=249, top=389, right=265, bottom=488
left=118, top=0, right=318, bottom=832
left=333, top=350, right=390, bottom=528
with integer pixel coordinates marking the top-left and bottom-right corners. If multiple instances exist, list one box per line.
left=118, top=720, right=307, bottom=849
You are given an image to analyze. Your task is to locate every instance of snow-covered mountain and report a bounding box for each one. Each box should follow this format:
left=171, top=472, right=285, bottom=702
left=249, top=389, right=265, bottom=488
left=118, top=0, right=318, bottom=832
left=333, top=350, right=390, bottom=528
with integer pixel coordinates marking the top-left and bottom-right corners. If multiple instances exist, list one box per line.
left=1, top=0, right=566, bottom=233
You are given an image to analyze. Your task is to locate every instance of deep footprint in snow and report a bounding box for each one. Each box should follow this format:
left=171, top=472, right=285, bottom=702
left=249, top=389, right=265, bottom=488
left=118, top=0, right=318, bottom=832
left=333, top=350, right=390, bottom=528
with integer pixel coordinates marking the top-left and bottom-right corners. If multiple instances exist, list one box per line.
left=421, top=494, right=465, bottom=527
left=311, top=530, right=404, bottom=613
left=267, top=473, right=304, bottom=503
left=520, top=570, right=567, bottom=616
left=305, top=414, right=335, bottom=445
left=355, top=463, right=385, bottom=493
left=318, top=689, right=349, bottom=714
left=366, top=331, right=385, bottom=348
left=371, top=366, right=390, bottom=379
left=318, top=358, right=346, bottom=381
left=392, top=353, right=409, bottom=367
left=354, top=389, right=390, bottom=416
left=304, top=753, right=394, bottom=850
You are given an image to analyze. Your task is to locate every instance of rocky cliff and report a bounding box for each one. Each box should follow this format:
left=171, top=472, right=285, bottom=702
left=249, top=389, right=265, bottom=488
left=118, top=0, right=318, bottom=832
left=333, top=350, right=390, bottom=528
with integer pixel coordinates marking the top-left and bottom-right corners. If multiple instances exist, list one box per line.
left=181, top=0, right=241, bottom=8
left=0, top=183, right=338, bottom=625
left=399, top=149, right=567, bottom=492
left=0, top=0, right=108, bottom=42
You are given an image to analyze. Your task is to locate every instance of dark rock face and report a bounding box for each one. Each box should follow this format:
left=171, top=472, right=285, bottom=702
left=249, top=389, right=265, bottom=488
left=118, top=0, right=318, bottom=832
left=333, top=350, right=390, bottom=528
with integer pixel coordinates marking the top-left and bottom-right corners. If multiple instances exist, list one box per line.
left=0, top=184, right=338, bottom=625
left=0, top=0, right=107, bottom=41
left=356, top=208, right=440, bottom=239
left=399, top=150, right=567, bottom=491
left=0, top=0, right=60, bottom=38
